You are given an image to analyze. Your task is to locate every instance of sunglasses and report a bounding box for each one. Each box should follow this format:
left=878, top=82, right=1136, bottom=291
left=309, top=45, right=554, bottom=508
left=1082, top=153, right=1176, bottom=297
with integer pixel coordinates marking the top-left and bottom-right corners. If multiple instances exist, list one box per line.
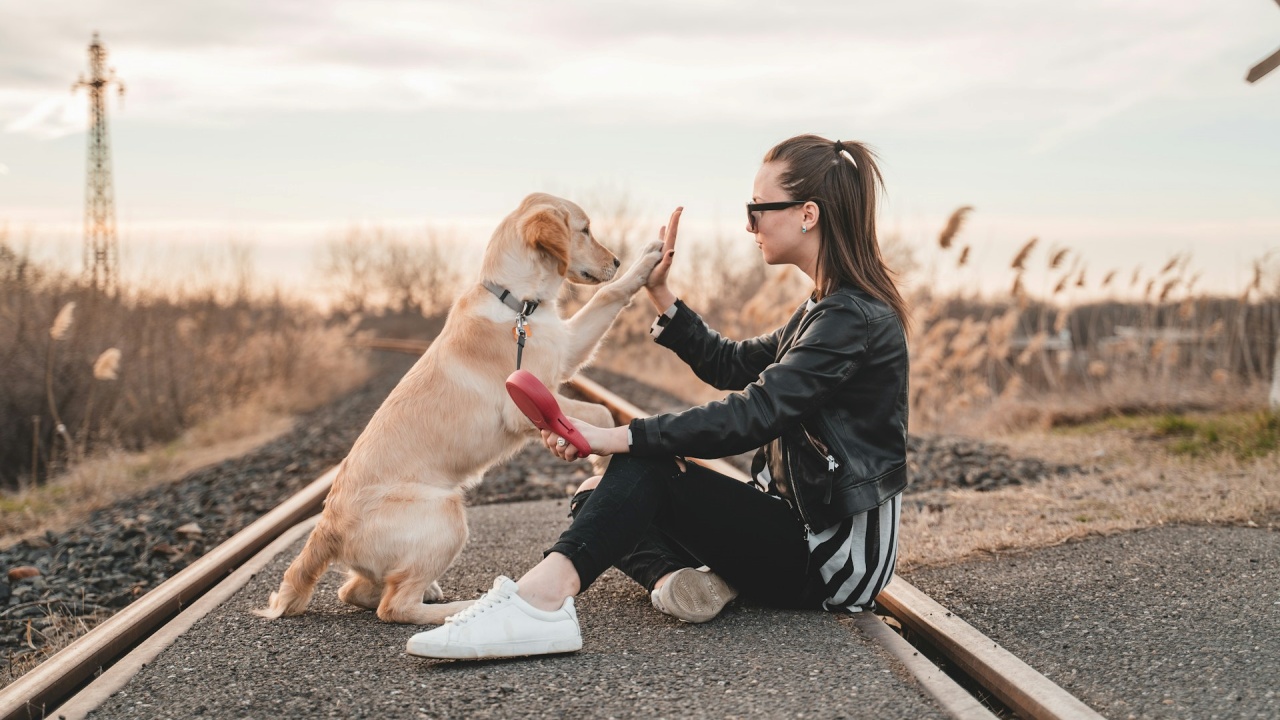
left=746, top=200, right=806, bottom=233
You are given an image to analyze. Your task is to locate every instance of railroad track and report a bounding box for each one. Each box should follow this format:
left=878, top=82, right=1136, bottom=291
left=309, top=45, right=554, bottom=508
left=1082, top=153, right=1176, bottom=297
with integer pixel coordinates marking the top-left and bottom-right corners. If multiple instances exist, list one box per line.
left=0, top=339, right=1103, bottom=720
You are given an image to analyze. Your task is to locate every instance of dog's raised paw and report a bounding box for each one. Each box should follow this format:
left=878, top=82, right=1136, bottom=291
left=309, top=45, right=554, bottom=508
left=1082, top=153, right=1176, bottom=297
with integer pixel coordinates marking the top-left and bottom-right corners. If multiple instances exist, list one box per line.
left=614, top=243, right=665, bottom=293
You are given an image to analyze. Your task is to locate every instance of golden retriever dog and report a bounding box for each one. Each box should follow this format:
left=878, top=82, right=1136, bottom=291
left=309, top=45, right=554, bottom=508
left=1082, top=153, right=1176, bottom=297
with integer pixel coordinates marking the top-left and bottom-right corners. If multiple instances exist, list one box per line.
left=256, top=192, right=662, bottom=624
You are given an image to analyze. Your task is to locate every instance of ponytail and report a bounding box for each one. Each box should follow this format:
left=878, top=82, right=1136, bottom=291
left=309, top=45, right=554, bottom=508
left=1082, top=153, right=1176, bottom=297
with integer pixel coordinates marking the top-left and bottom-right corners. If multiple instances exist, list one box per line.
left=763, top=134, right=911, bottom=335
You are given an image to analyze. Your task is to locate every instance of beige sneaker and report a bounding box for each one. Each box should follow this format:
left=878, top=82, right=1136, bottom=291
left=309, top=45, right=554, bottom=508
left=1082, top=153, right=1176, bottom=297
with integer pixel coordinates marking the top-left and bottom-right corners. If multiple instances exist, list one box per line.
left=650, top=567, right=738, bottom=623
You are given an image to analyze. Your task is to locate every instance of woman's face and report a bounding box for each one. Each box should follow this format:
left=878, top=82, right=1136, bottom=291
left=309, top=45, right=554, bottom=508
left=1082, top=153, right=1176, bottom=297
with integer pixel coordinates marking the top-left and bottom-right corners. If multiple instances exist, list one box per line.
left=749, top=162, right=820, bottom=277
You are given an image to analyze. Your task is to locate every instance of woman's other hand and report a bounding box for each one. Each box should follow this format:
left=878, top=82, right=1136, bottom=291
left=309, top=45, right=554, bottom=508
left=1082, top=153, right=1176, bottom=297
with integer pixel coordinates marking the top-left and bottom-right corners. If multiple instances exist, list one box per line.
left=540, top=420, right=630, bottom=461
left=645, top=206, right=682, bottom=311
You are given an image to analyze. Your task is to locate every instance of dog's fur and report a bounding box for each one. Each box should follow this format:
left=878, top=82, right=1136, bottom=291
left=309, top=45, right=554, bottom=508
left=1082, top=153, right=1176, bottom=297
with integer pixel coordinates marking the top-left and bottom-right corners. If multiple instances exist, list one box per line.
left=256, top=193, right=661, bottom=624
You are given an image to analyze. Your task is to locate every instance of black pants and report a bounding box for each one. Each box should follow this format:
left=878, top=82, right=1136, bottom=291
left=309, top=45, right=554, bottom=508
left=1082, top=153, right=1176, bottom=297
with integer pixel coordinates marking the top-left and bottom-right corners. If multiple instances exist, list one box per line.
left=545, top=454, right=825, bottom=609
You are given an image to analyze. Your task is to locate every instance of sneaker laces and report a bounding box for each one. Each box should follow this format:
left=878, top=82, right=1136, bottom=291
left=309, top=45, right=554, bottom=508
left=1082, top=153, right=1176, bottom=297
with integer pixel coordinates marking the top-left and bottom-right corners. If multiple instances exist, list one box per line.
left=446, top=583, right=513, bottom=625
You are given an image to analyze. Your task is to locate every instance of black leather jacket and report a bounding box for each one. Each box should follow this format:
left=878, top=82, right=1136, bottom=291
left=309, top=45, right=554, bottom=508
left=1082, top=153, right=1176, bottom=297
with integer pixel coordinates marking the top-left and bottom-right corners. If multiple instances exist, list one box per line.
left=627, top=285, right=909, bottom=532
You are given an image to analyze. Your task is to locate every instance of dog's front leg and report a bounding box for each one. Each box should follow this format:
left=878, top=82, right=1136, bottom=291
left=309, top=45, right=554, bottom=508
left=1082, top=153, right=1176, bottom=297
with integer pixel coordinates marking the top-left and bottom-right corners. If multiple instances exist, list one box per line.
left=562, top=241, right=664, bottom=374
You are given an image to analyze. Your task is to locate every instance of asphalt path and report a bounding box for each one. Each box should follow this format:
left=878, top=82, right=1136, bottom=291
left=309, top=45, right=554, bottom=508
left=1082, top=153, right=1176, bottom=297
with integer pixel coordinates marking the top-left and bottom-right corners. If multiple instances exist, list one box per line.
left=87, top=499, right=944, bottom=719
left=906, top=524, right=1280, bottom=720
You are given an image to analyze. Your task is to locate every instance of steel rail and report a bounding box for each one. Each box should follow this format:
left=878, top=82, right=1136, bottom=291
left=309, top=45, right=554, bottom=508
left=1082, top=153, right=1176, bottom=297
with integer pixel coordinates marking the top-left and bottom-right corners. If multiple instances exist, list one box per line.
left=876, top=579, right=1103, bottom=720
left=0, top=338, right=1101, bottom=720
left=570, top=370, right=1104, bottom=720
left=292, top=339, right=1106, bottom=718
left=350, top=337, right=435, bottom=354
left=0, top=469, right=337, bottom=720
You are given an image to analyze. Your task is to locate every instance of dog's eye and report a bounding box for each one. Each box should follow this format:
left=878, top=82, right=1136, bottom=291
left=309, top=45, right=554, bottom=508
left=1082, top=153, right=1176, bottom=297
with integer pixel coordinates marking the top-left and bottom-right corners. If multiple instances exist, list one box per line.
left=580, top=227, right=590, bottom=235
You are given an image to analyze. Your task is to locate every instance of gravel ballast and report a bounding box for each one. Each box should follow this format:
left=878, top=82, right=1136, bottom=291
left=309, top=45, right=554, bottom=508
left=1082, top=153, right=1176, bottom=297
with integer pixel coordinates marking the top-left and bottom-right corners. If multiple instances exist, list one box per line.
left=3, top=351, right=1087, bottom=678
left=1, top=353, right=592, bottom=673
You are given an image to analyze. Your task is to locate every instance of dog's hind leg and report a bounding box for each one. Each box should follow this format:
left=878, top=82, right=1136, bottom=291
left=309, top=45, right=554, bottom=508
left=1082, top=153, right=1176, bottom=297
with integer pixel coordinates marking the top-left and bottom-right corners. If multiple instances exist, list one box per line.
left=424, top=581, right=444, bottom=602
left=254, top=518, right=341, bottom=619
left=377, top=571, right=474, bottom=625
left=375, top=494, right=470, bottom=625
left=337, top=572, right=383, bottom=611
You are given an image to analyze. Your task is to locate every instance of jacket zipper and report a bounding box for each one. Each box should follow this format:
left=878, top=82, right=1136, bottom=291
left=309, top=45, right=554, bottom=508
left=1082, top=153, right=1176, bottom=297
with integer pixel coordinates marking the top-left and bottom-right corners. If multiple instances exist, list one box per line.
left=780, top=310, right=834, bottom=539
left=791, top=423, right=844, bottom=538
left=785, top=444, right=815, bottom=538
left=803, top=425, right=841, bottom=473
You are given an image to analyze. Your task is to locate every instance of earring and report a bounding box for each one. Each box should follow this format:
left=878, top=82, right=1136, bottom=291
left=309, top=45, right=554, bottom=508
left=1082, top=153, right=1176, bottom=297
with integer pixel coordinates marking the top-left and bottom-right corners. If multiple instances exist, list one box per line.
left=801, top=225, right=808, bottom=234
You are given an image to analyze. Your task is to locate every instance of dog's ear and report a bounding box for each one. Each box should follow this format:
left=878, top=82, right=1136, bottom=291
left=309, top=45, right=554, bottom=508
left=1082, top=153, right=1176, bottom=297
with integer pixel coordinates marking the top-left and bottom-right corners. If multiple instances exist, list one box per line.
left=519, top=204, right=571, bottom=276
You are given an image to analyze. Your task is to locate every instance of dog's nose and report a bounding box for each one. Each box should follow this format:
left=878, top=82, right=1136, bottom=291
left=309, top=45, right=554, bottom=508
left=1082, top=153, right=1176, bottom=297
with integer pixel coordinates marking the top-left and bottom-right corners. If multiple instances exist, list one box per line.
left=613, top=258, right=621, bottom=268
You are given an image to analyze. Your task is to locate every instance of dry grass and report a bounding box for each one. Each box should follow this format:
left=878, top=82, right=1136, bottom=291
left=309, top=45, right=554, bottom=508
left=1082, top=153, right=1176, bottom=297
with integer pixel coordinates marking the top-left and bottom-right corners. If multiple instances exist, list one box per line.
left=0, top=606, right=112, bottom=687
left=1, top=321, right=369, bottom=542
left=897, top=422, right=1280, bottom=571
left=0, top=403, right=296, bottom=546
left=1, top=232, right=372, bottom=538
left=939, top=378, right=1268, bottom=436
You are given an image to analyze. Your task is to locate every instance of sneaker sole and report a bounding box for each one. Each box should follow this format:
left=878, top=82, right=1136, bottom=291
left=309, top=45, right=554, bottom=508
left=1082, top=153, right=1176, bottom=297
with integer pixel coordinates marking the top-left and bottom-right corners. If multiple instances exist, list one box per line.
left=406, top=635, right=582, bottom=660
left=658, top=568, right=738, bottom=624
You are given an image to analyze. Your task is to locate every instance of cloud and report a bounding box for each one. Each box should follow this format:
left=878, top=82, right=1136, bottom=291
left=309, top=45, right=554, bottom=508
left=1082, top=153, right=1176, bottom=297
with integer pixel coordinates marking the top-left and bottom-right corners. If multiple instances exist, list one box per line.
left=3, top=95, right=88, bottom=138
left=0, top=0, right=1273, bottom=146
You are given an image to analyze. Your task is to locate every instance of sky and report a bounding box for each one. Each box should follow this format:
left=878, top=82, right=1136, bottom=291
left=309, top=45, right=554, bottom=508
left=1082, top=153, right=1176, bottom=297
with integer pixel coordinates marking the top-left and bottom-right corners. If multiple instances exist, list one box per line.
left=1, top=0, right=1278, bottom=300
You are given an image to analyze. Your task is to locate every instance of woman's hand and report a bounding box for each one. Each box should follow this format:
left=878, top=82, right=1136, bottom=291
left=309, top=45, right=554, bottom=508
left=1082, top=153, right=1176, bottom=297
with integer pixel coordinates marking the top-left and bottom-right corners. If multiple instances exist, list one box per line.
left=540, top=419, right=630, bottom=461
left=645, top=206, right=682, bottom=311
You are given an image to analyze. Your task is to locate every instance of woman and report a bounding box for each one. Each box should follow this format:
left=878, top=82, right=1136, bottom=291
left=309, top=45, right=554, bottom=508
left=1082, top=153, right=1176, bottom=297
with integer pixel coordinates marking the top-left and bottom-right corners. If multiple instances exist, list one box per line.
left=407, top=134, right=911, bottom=660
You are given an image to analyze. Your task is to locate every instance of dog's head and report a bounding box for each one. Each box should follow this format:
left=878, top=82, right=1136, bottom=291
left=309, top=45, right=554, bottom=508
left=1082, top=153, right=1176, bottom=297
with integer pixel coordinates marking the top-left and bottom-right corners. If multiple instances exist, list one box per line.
left=516, top=193, right=619, bottom=285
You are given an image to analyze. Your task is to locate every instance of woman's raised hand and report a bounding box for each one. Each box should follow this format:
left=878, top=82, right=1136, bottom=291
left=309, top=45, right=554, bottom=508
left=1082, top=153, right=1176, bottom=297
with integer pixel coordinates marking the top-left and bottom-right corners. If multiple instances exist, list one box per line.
left=645, top=206, right=682, bottom=311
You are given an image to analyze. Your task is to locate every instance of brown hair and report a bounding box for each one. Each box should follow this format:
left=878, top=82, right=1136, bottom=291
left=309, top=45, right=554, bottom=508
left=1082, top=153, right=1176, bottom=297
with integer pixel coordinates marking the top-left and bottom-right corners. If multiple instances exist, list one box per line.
left=763, top=134, right=911, bottom=334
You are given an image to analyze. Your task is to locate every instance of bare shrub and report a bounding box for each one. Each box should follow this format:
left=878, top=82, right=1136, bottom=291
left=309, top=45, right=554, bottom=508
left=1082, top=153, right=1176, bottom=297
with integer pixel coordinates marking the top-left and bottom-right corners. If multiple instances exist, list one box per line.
left=0, top=237, right=369, bottom=491
left=319, top=224, right=461, bottom=316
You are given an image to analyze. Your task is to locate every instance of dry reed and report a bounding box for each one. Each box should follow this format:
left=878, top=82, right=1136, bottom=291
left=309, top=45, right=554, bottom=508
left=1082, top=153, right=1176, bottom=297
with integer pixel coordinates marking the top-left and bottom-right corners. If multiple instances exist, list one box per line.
left=938, top=206, right=973, bottom=249
left=1010, top=238, right=1037, bottom=270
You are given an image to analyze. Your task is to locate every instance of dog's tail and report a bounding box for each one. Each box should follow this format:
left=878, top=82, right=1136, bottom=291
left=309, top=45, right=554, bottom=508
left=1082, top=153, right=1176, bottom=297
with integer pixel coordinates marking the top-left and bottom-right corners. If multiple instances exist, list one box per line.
left=254, top=519, right=341, bottom=619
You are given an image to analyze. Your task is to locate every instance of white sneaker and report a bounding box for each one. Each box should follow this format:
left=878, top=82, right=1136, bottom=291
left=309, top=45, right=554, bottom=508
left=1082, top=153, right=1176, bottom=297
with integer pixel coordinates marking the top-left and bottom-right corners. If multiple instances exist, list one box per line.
left=650, top=566, right=738, bottom=624
left=405, top=576, right=582, bottom=659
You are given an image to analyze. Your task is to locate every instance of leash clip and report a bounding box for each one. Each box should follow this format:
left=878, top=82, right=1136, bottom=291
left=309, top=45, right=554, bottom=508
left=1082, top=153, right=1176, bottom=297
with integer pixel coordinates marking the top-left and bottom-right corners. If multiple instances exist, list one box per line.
left=513, top=314, right=530, bottom=369
left=512, top=315, right=532, bottom=342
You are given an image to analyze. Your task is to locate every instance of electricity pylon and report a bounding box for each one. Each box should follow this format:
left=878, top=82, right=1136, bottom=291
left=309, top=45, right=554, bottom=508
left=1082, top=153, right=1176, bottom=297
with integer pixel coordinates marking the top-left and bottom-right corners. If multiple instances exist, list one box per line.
left=72, top=32, right=125, bottom=294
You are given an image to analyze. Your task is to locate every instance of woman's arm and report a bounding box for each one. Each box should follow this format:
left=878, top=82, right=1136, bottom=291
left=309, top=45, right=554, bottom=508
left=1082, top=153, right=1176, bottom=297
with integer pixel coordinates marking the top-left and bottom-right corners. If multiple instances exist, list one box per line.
left=655, top=301, right=788, bottom=391
left=540, top=300, right=867, bottom=462
left=631, top=299, right=869, bottom=459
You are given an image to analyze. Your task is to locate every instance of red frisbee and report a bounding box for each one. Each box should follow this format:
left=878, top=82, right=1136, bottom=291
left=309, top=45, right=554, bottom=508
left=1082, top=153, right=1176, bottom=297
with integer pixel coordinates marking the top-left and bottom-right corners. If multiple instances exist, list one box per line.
left=505, top=370, right=592, bottom=456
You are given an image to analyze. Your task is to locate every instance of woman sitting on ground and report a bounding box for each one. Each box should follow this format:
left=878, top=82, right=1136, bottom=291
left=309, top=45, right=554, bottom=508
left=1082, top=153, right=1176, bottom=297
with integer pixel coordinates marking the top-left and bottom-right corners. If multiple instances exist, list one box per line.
left=407, top=133, right=912, bottom=660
